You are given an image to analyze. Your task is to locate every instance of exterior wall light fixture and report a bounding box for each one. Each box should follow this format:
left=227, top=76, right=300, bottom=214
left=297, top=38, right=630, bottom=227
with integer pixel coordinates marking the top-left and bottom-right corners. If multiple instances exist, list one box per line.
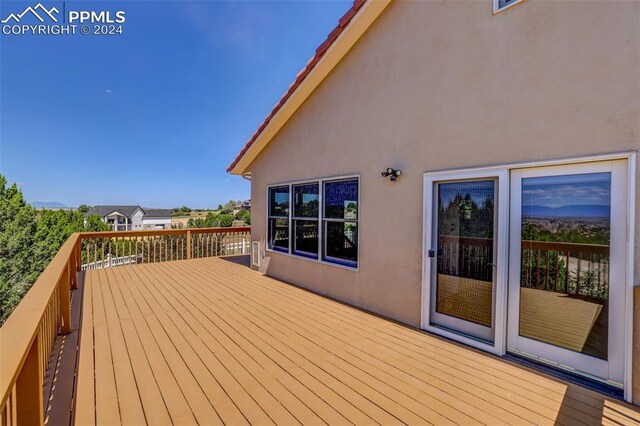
left=381, top=167, right=402, bottom=181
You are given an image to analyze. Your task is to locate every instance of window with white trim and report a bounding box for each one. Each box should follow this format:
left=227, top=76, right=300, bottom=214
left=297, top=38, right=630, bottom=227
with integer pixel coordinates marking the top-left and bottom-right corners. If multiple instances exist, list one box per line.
left=266, top=177, right=359, bottom=269
left=322, top=179, right=358, bottom=268
left=267, top=186, right=289, bottom=252
left=293, top=183, right=320, bottom=259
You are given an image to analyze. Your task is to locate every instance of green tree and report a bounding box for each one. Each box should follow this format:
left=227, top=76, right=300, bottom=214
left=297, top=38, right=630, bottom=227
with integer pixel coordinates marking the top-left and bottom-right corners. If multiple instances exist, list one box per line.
left=0, top=176, right=38, bottom=324
left=218, top=214, right=234, bottom=227
left=235, top=209, right=251, bottom=225
left=0, top=176, right=114, bottom=324
left=78, top=204, right=91, bottom=214
left=172, top=206, right=192, bottom=217
left=84, top=214, right=111, bottom=232
left=31, top=209, right=92, bottom=274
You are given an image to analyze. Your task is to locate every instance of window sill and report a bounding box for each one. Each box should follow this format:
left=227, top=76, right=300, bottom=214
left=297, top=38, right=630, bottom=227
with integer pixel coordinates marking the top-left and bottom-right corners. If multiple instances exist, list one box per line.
left=266, top=248, right=359, bottom=272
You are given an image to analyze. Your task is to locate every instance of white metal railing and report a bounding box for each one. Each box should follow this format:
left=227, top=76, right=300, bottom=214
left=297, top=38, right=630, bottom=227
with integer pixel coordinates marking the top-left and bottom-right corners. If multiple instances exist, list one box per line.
left=81, top=253, right=138, bottom=270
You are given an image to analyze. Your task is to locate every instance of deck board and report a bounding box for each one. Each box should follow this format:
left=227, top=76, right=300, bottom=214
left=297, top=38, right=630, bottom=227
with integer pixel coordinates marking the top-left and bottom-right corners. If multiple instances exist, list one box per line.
left=68, top=256, right=640, bottom=425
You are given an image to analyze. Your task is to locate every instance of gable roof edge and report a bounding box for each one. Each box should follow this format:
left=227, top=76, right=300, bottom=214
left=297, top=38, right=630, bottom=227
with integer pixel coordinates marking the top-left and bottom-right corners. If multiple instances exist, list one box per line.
left=227, top=0, right=391, bottom=175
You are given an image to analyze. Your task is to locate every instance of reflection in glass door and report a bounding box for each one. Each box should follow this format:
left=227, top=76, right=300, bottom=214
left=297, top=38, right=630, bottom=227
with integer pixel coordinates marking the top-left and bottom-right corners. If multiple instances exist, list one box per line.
left=508, top=160, right=628, bottom=385
left=430, top=179, right=497, bottom=342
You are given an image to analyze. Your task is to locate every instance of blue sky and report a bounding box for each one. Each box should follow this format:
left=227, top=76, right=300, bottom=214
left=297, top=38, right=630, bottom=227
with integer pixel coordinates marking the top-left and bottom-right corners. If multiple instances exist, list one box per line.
left=522, top=173, right=611, bottom=208
left=0, top=0, right=351, bottom=208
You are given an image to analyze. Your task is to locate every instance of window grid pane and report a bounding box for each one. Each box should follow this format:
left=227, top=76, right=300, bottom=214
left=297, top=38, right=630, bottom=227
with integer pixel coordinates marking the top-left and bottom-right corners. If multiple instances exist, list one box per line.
left=293, top=183, right=320, bottom=218
left=323, top=221, right=358, bottom=267
left=294, top=219, right=319, bottom=259
left=269, top=186, right=289, bottom=218
left=323, top=180, right=358, bottom=220
left=268, top=185, right=290, bottom=252
left=322, top=178, right=358, bottom=268
left=268, top=218, right=289, bottom=252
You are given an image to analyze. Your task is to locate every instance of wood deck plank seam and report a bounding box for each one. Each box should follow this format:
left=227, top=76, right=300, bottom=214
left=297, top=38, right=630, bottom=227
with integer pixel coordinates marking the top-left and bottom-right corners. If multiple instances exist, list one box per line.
left=254, top=266, right=616, bottom=422
left=148, top=262, right=402, bottom=426
left=206, top=272, right=584, bottom=421
left=126, top=264, right=304, bottom=426
left=132, top=262, right=344, bottom=426
left=228, top=268, right=636, bottom=424
left=107, top=265, right=199, bottom=425
left=171, top=261, right=536, bottom=426
left=104, top=265, right=174, bottom=425
left=74, top=259, right=640, bottom=426
left=121, top=261, right=282, bottom=426
left=151, top=261, right=413, bottom=425
left=179, top=259, right=627, bottom=425
left=112, top=266, right=224, bottom=425
left=136, top=263, right=343, bottom=425
left=169, top=262, right=544, bottom=423
left=163, top=262, right=475, bottom=425
left=213, top=259, right=620, bottom=416
left=93, top=268, right=123, bottom=424
left=170, top=262, right=486, bottom=425
left=118, top=264, right=267, bottom=426
left=99, top=269, right=148, bottom=425
left=126, top=263, right=304, bottom=426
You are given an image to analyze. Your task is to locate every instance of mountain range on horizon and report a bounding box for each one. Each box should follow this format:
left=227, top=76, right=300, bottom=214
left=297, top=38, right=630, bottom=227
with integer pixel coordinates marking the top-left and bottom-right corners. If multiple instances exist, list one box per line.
left=30, top=201, right=69, bottom=209
left=522, top=204, right=610, bottom=218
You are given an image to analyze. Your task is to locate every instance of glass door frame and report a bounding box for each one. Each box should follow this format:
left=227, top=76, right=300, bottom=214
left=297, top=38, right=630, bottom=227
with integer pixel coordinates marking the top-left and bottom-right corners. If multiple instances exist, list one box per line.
left=422, top=167, right=509, bottom=356
left=423, top=153, right=635, bottom=401
left=507, top=160, right=629, bottom=386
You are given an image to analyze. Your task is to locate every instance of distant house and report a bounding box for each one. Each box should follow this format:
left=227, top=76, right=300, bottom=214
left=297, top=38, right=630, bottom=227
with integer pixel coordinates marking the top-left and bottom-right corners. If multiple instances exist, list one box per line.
left=84, top=205, right=172, bottom=231
left=233, top=199, right=251, bottom=215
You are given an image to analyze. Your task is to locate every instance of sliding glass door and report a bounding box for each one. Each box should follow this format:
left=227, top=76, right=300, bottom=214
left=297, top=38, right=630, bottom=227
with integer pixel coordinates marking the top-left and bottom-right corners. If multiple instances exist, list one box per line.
left=507, top=160, right=628, bottom=385
left=424, top=169, right=508, bottom=351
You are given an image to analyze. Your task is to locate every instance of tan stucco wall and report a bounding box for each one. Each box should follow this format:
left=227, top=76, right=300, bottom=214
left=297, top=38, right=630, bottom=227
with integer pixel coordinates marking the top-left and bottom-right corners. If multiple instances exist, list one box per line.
left=246, top=0, right=640, bottom=397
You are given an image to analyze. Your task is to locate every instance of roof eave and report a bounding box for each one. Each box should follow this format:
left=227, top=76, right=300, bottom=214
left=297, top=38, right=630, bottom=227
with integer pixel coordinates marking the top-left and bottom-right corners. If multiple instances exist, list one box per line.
left=228, top=0, right=391, bottom=176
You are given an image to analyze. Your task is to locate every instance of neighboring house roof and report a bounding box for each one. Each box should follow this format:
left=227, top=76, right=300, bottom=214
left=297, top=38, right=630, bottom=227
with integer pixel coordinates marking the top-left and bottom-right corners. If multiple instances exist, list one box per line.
left=85, top=206, right=172, bottom=220
left=142, top=209, right=172, bottom=220
left=227, top=0, right=391, bottom=175
left=234, top=199, right=251, bottom=209
left=84, top=205, right=142, bottom=219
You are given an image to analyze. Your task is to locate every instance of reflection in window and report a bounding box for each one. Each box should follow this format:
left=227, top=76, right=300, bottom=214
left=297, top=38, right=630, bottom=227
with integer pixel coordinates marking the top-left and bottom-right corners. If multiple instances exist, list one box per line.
left=519, top=172, right=611, bottom=360
left=293, top=183, right=319, bottom=258
left=294, top=221, right=319, bottom=258
left=294, top=184, right=319, bottom=217
left=267, top=178, right=359, bottom=268
left=324, top=180, right=358, bottom=220
left=269, top=186, right=289, bottom=217
left=324, top=221, right=358, bottom=267
left=436, top=180, right=496, bottom=327
left=268, top=186, right=289, bottom=252
left=323, top=179, right=358, bottom=267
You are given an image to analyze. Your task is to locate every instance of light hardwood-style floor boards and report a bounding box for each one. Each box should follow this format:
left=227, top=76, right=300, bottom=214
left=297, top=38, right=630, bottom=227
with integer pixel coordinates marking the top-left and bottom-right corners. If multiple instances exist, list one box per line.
left=69, top=256, right=640, bottom=425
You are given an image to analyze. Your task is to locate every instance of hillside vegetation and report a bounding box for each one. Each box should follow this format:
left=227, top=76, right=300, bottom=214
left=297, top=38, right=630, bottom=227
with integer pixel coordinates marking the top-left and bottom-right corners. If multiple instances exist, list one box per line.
left=0, top=176, right=110, bottom=325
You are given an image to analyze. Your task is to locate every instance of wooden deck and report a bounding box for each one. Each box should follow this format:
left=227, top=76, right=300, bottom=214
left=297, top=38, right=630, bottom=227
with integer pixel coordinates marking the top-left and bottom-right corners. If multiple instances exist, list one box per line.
left=53, top=256, right=640, bottom=425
